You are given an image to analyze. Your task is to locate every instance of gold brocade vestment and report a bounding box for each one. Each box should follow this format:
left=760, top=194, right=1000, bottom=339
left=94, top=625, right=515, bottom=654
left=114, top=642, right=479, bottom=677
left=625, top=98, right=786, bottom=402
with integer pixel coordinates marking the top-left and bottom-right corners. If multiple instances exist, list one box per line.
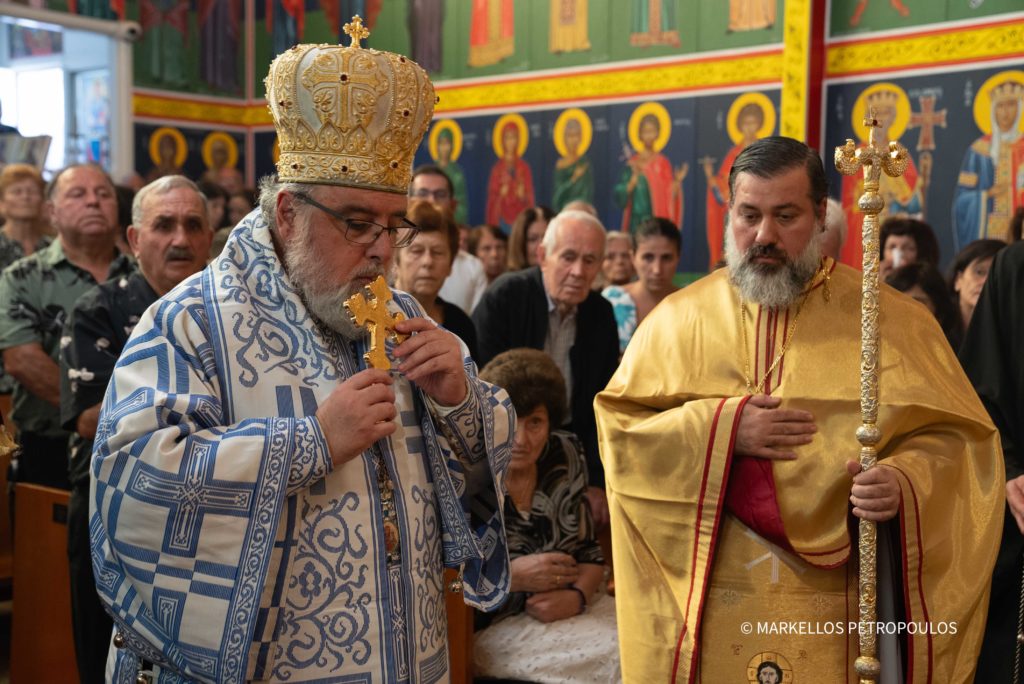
left=594, top=259, right=1003, bottom=683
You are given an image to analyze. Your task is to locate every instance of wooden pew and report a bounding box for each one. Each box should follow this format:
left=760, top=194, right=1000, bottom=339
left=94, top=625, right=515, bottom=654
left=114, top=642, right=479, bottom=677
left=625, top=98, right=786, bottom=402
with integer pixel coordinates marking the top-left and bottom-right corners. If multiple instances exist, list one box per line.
left=0, top=393, right=15, bottom=587
left=11, top=483, right=79, bottom=683
left=445, top=568, right=473, bottom=684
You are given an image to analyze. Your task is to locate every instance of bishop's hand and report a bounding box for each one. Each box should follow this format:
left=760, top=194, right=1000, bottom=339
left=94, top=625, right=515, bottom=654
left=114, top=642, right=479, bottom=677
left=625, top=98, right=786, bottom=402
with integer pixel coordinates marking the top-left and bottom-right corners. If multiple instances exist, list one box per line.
left=393, top=317, right=468, bottom=407
left=316, top=369, right=397, bottom=468
left=734, top=394, right=816, bottom=460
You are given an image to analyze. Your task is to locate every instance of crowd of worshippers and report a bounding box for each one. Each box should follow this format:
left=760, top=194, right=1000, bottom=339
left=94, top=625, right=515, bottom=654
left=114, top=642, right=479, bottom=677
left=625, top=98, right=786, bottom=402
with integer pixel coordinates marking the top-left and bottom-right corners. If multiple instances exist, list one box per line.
left=0, top=147, right=1021, bottom=683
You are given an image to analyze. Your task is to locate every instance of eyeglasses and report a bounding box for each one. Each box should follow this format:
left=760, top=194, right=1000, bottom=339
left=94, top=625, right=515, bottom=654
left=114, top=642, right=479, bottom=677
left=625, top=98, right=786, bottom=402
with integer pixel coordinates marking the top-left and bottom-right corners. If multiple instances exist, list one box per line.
left=292, top=192, right=419, bottom=247
left=409, top=187, right=451, bottom=202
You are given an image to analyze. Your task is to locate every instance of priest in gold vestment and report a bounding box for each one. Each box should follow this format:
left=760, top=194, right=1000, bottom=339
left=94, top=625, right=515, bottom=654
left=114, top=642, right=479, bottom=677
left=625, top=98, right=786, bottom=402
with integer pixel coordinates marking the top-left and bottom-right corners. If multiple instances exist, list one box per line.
left=595, top=137, right=1003, bottom=683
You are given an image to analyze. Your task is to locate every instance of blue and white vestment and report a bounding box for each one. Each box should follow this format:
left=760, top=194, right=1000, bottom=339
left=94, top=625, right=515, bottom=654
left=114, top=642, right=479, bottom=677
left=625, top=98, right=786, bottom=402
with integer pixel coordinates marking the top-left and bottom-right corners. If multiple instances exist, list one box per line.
left=90, top=212, right=513, bottom=683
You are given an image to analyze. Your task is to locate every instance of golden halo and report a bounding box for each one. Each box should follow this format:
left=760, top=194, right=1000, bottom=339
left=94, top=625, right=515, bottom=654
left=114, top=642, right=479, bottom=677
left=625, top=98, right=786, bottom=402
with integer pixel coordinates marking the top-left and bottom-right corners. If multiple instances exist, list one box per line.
left=850, top=82, right=911, bottom=143
left=553, top=108, right=593, bottom=158
left=973, top=70, right=1024, bottom=136
left=726, top=92, right=776, bottom=145
left=628, top=101, right=671, bottom=153
left=492, top=113, right=529, bottom=159
left=148, top=126, right=187, bottom=167
left=272, top=137, right=280, bottom=164
left=745, top=651, right=794, bottom=684
left=201, top=131, right=239, bottom=169
left=429, top=119, right=464, bottom=163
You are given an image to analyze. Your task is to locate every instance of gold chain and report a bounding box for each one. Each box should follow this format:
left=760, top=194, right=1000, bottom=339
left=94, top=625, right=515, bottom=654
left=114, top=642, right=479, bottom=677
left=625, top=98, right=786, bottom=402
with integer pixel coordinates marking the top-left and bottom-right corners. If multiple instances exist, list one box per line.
left=738, top=262, right=831, bottom=394
left=739, top=294, right=808, bottom=395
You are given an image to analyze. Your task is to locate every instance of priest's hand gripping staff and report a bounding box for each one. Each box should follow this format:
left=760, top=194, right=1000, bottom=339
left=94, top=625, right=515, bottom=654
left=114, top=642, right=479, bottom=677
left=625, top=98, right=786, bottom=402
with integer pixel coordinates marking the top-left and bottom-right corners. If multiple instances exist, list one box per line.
left=835, top=106, right=910, bottom=684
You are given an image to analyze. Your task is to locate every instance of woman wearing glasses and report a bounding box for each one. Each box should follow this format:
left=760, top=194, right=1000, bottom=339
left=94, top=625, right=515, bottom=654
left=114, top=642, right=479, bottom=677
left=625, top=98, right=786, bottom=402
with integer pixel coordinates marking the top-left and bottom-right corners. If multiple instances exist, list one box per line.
left=393, top=200, right=479, bottom=361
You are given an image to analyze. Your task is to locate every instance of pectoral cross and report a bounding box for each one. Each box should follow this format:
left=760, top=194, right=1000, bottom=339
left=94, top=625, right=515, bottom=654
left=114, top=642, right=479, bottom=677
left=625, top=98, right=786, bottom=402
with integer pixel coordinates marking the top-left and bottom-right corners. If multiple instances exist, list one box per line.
left=343, top=275, right=410, bottom=370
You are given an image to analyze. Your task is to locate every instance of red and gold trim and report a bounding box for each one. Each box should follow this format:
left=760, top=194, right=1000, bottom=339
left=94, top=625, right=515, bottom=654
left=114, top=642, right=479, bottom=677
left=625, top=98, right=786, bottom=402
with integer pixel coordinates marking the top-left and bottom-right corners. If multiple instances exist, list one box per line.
left=886, top=464, right=933, bottom=681
left=671, top=394, right=750, bottom=684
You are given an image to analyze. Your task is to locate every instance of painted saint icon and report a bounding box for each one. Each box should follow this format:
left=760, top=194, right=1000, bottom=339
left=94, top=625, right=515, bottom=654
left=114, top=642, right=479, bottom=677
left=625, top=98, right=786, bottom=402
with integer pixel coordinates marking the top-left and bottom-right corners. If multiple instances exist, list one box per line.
left=614, top=102, right=687, bottom=235
left=201, top=132, right=244, bottom=194
left=428, top=120, right=470, bottom=226
left=552, top=108, right=594, bottom=211
left=953, top=70, right=1024, bottom=248
left=703, top=92, right=776, bottom=267
left=840, top=82, right=929, bottom=268
left=486, top=114, right=535, bottom=231
left=146, top=126, right=187, bottom=182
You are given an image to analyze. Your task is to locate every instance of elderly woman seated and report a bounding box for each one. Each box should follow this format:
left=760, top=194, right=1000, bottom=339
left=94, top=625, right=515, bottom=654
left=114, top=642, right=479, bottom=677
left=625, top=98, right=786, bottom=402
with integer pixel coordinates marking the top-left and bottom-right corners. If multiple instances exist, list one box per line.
left=475, top=348, right=618, bottom=683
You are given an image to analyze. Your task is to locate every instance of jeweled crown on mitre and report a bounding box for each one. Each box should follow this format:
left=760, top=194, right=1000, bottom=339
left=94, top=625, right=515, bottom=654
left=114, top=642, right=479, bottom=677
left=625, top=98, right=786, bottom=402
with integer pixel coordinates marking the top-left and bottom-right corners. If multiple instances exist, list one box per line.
left=265, top=15, right=436, bottom=193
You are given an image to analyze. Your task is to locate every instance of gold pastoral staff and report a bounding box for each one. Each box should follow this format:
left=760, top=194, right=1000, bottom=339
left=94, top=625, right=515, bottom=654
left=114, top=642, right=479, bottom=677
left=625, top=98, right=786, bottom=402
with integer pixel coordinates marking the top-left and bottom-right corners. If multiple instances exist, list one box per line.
left=834, top=105, right=910, bottom=684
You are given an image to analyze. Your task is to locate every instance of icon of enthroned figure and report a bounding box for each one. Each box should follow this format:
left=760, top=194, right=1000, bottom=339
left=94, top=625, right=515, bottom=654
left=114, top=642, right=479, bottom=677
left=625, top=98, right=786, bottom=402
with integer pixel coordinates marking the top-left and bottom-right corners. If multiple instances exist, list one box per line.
left=839, top=82, right=929, bottom=268
left=953, top=71, right=1024, bottom=248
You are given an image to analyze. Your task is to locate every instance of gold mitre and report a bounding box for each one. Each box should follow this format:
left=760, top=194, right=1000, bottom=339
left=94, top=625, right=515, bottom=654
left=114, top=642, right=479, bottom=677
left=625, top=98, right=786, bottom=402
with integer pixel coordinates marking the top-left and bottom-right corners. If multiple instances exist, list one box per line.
left=264, top=15, right=436, bottom=193
left=992, top=80, right=1024, bottom=103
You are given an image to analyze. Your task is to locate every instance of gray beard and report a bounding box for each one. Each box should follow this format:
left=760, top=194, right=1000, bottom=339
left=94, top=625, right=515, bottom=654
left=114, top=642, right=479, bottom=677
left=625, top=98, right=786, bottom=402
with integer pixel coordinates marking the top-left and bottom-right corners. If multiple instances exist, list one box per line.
left=724, top=229, right=822, bottom=310
left=283, top=224, right=382, bottom=340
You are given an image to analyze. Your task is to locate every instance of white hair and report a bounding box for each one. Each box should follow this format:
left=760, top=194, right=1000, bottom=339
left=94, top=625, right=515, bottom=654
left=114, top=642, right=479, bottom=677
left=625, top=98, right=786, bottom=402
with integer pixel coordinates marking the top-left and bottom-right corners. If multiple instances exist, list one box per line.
left=257, top=174, right=319, bottom=233
left=561, top=200, right=598, bottom=216
left=604, top=230, right=635, bottom=252
left=821, top=197, right=847, bottom=247
left=132, top=175, right=208, bottom=227
left=541, top=209, right=606, bottom=255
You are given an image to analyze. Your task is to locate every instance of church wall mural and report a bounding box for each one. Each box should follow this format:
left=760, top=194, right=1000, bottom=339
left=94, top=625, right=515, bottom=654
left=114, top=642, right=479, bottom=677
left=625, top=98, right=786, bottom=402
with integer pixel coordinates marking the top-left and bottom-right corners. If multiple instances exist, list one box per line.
left=391, top=90, right=781, bottom=275
left=250, top=0, right=787, bottom=97
left=828, top=0, right=1022, bottom=37
left=134, top=122, right=247, bottom=191
left=824, top=64, right=1024, bottom=271
left=21, top=0, right=1024, bottom=273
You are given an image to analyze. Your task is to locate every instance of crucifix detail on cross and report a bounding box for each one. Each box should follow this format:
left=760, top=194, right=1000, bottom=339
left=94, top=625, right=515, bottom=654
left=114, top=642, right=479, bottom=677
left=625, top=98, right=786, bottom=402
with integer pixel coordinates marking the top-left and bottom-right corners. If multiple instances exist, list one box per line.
left=343, top=275, right=410, bottom=370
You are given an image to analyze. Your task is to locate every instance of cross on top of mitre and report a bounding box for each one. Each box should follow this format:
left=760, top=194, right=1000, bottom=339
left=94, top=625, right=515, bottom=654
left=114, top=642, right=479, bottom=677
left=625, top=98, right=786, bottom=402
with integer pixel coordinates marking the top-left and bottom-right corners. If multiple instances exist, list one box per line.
left=343, top=275, right=409, bottom=370
left=344, top=15, right=370, bottom=48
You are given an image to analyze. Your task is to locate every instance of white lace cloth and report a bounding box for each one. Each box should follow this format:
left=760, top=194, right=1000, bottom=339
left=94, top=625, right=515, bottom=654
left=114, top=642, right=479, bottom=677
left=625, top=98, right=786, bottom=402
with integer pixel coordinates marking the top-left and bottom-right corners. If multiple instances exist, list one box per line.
left=473, top=591, right=621, bottom=683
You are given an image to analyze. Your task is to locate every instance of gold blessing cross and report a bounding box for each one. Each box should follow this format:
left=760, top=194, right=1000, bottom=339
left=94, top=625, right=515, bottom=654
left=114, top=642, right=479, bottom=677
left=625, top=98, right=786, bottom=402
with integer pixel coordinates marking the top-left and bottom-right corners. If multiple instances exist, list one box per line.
left=343, top=275, right=410, bottom=370
left=343, top=15, right=370, bottom=48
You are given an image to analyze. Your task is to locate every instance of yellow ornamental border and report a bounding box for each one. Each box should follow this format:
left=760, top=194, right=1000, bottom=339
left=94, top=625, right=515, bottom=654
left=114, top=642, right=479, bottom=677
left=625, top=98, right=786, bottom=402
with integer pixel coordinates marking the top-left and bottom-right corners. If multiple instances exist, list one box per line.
left=131, top=53, right=784, bottom=126
left=827, top=20, right=1024, bottom=77
left=133, top=93, right=273, bottom=126
left=434, top=52, right=785, bottom=113
left=779, top=0, right=811, bottom=141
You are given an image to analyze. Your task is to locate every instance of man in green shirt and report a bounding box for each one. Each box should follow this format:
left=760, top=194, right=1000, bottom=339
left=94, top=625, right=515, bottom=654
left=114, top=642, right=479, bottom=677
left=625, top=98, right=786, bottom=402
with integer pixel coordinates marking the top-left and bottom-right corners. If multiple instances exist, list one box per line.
left=0, top=163, right=134, bottom=489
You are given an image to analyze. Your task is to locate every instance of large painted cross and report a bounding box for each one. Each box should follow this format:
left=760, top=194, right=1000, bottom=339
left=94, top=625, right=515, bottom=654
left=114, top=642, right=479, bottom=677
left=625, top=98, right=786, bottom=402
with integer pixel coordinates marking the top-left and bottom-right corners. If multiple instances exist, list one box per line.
left=344, top=275, right=410, bottom=370
left=908, top=95, right=947, bottom=152
left=128, top=440, right=255, bottom=556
